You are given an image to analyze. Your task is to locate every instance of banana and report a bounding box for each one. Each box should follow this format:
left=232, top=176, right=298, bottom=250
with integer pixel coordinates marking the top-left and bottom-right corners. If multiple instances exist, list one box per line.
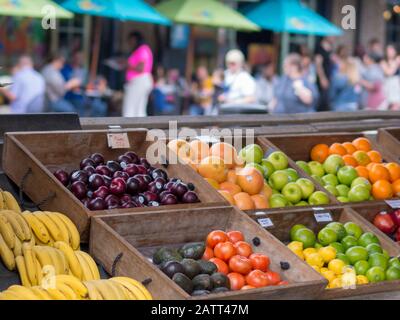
left=44, top=288, right=67, bottom=300
left=75, top=251, right=94, bottom=281
left=54, top=213, right=80, bottom=250
left=44, top=212, right=70, bottom=243
left=13, top=235, right=22, bottom=257
left=22, top=212, right=50, bottom=244
left=43, top=247, right=63, bottom=275
left=111, top=277, right=152, bottom=300
left=83, top=281, right=103, bottom=300
left=6, top=210, right=31, bottom=240
left=0, top=215, right=15, bottom=249
left=110, top=277, right=146, bottom=300
left=55, top=275, right=88, bottom=299
left=54, top=241, right=82, bottom=279
left=33, top=246, right=53, bottom=269
left=35, top=257, right=43, bottom=286
left=0, top=233, right=15, bottom=271
left=31, top=287, right=51, bottom=300
left=55, top=248, right=69, bottom=275
left=2, top=191, right=21, bottom=213
left=15, top=256, right=31, bottom=287
left=0, top=291, right=21, bottom=300
left=90, top=280, right=119, bottom=300
left=7, top=285, right=38, bottom=300
left=55, top=282, right=79, bottom=300
left=0, top=211, right=25, bottom=241
left=22, top=242, right=37, bottom=285
left=33, top=212, right=62, bottom=242
left=109, top=280, right=136, bottom=300
left=0, top=192, right=5, bottom=210
left=76, top=251, right=100, bottom=280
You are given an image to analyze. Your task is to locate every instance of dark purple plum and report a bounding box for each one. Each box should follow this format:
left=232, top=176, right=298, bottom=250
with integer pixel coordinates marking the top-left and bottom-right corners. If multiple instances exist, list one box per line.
left=163, top=181, right=175, bottom=191
left=95, top=165, right=112, bottom=177
left=182, top=191, right=199, bottom=204
left=83, top=165, right=96, bottom=176
left=150, top=168, right=168, bottom=181
left=110, top=177, right=126, bottom=195
left=81, top=198, right=90, bottom=208
left=123, top=164, right=139, bottom=177
left=88, top=197, right=107, bottom=211
left=143, top=191, right=159, bottom=202
left=90, top=153, right=105, bottom=165
left=119, top=194, right=133, bottom=205
left=126, top=177, right=141, bottom=195
left=139, top=158, right=151, bottom=169
left=70, top=170, right=89, bottom=184
left=154, top=177, right=166, bottom=186
left=148, top=201, right=160, bottom=207
left=121, top=201, right=137, bottom=209
left=113, top=171, right=130, bottom=181
left=93, top=186, right=110, bottom=199
left=160, top=191, right=173, bottom=201
left=54, top=169, right=69, bottom=186
left=136, top=165, right=147, bottom=175
left=87, top=190, right=94, bottom=199
left=148, top=181, right=163, bottom=194
left=105, top=194, right=120, bottom=209
left=134, top=175, right=150, bottom=192
left=70, top=181, right=87, bottom=200
left=171, top=182, right=189, bottom=198
left=106, top=161, right=121, bottom=174
left=133, top=194, right=148, bottom=205
left=161, top=194, right=178, bottom=205
left=80, top=158, right=96, bottom=170
left=124, top=152, right=139, bottom=164
left=117, top=155, right=132, bottom=164
left=187, top=183, right=195, bottom=191
left=88, top=174, right=105, bottom=190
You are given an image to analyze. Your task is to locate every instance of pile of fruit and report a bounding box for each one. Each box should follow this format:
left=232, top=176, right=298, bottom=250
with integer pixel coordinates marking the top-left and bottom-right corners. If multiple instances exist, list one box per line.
left=153, top=229, right=288, bottom=296
left=300, top=137, right=400, bottom=202
left=53, top=151, right=199, bottom=211
left=373, top=209, right=400, bottom=243
left=288, top=221, right=400, bottom=289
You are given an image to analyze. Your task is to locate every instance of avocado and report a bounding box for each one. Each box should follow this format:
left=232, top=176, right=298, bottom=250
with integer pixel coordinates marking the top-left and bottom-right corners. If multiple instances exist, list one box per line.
left=192, top=274, right=213, bottom=291
left=211, top=287, right=230, bottom=294
left=198, top=260, right=218, bottom=275
left=210, top=273, right=230, bottom=289
left=181, top=259, right=201, bottom=279
left=161, top=261, right=185, bottom=278
left=192, top=290, right=211, bottom=296
left=179, top=242, right=206, bottom=260
left=153, top=247, right=183, bottom=265
left=172, top=273, right=193, bottom=294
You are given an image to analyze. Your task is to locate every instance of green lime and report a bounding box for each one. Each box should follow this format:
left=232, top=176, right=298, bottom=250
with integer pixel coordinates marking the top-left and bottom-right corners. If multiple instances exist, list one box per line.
left=389, top=257, right=400, bottom=269
left=318, top=228, right=338, bottom=246
left=346, top=246, right=369, bottom=264
left=344, top=222, right=363, bottom=239
left=354, top=260, right=370, bottom=275
left=366, top=266, right=386, bottom=283
left=326, top=222, right=347, bottom=241
left=290, top=224, right=307, bottom=241
left=314, top=242, right=323, bottom=249
left=386, top=267, right=400, bottom=281
left=368, top=253, right=389, bottom=271
left=382, top=250, right=390, bottom=260
left=366, top=243, right=383, bottom=255
left=358, top=232, right=380, bottom=247
left=330, top=242, right=345, bottom=254
left=336, top=253, right=351, bottom=265
left=341, top=235, right=358, bottom=251
left=293, top=228, right=316, bottom=249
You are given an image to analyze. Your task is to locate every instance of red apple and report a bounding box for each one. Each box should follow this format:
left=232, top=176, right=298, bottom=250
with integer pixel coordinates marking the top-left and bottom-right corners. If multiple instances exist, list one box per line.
left=373, top=211, right=396, bottom=234
left=390, top=209, right=400, bottom=227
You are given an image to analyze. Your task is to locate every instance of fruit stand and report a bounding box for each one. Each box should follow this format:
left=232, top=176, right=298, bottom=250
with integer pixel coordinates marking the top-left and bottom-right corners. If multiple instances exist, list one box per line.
left=0, top=111, right=399, bottom=300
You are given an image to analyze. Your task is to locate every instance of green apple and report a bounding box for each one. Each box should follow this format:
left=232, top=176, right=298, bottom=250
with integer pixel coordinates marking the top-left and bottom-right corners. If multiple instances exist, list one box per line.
left=269, top=194, right=289, bottom=208
left=337, top=196, right=350, bottom=203
left=336, top=184, right=350, bottom=197
left=260, top=159, right=275, bottom=179
left=348, top=184, right=370, bottom=202
left=295, top=201, right=309, bottom=206
left=286, top=168, right=299, bottom=182
left=325, top=185, right=339, bottom=197
left=272, top=189, right=279, bottom=195
left=296, top=178, right=315, bottom=199
left=323, top=155, right=345, bottom=175
left=322, top=174, right=339, bottom=186
left=337, top=166, right=358, bottom=186
left=246, top=163, right=267, bottom=178
left=282, top=182, right=302, bottom=204
left=268, top=170, right=289, bottom=191
left=351, top=177, right=372, bottom=192
left=308, top=191, right=330, bottom=205
left=308, top=161, right=325, bottom=178
left=296, top=161, right=312, bottom=175
left=239, top=144, right=264, bottom=164
left=267, top=151, right=288, bottom=170
left=311, top=174, right=325, bottom=186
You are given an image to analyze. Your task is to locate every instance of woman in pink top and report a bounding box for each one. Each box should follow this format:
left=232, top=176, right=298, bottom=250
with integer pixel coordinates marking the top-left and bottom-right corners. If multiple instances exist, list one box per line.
left=123, top=32, right=154, bottom=117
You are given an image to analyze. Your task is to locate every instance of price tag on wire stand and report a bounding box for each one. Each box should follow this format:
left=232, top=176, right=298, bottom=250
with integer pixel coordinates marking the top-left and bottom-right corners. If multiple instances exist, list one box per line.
left=257, top=218, right=274, bottom=229
left=107, top=133, right=130, bottom=149
left=385, top=200, right=400, bottom=209
left=314, top=212, right=333, bottom=223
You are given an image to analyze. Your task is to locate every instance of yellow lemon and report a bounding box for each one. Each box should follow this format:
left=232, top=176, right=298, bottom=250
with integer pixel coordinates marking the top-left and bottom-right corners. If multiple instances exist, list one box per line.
left=303, top=248, right=317, bottom=260
left=321, top=269, right=336, bottom=283
left=288, top=241, right=303, bottom=252
left=311, top=265, right=321, bottom=273
left=356, top=275, right=369, bottom=285
left=328, top=259, right=346, bottom=275
left=328, top=277, right=343, bottom=289
left=306, top=252, right=324, bottom=268
left=318, top=246, right=337, bottom=263
left=320, top=267, right=329, bottom=273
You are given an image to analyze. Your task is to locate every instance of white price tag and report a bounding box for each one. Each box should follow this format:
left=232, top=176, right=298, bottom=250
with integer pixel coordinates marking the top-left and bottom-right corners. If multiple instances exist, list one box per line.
left=385, top=200, right=400, bottom=209
left=258, top=218, right=274, bottom=228
left=314, top=212, right=333, bottom=223
left=107, top=133, right=130, bottom=149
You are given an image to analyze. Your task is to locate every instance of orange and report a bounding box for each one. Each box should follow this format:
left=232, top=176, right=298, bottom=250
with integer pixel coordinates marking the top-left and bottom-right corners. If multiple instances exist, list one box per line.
left=386, top=163, right=400, bottom=182
left=205, top=178, right=220, bottom=189
left=369, top=164, right=390, bottom=183
left=366, top=162, right=376, bottom=171
left=168, top=139, right=191, bottom=158
left=189, top=140, right=210, bottom=162
left=342, top=142, right=357, bottom=155
left=236, top=167, right=264, bottom=195
left=198, top=156, right=227, bottom=183
left=210, top=142, right=238, bottom=169
left=343, top=155, right=358, bottom=167
left=392, top=179, right=400, bottom=197
left=220, top=182, right=242, bottom=196
left=372, top=180, right=393, bottom=200
left=227, top=169, right=238, bottom=184
left=353, top=151, right=371, bottom=166
left=260, top=183, right=273, bottom=199
left=367, top=150, right=382, bottom=163
left=218, top=190, right=236, bottom=205
left=355, top=166, right=369, bottom=179
left=233, top=192, right=256, bottom=210
left=353, top=137, right=372, bottom=152
left=329, top=143, right=347, bottom=156
left=310, top=144, right=329, bottom=163
left=251, top=194, right=269, bottom=209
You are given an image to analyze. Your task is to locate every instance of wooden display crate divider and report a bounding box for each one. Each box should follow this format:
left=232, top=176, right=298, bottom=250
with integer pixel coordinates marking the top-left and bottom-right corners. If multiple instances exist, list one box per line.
left=248, top=206, right=400, bottom=299
left=2, top=130, right=227, bottom=242
left=377, top=127, right=400, bottom=162
left=90, top=206, right=327, bottom=300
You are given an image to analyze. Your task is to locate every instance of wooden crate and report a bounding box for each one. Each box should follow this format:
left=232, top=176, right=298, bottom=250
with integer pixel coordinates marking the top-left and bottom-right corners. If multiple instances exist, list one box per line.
left=249, top=206, right=400, bottom=299
left=90, top=206, right=327, bottom=300
left=377, top=128, right=400, bottom=162
left=2, top=130, right=227, bottom=241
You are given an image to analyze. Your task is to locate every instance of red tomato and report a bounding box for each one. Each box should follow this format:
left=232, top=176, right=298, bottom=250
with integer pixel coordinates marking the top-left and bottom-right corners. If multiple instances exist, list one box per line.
left=228, top=255, right=252, bottom=275
left=241, top=285, right=256, bottom=291
left=278, top=281, right=289, bottom=286
left=202, top=247, right=214, bottom=260
left=227, top=231, right=245, bottom=243
left=206, top=230, right=228, bottom=249
left=249, top=253, right=270, bottom=272
left=209, top=258, right=229, bottom=275
left=245, top=270, right=269, bottom=288
left=234, top=241, right=253, bottom=258
left=214, top=242, right=237, bottom=261
left=265, top=271, right=281, bottom=285
left=227, top=272, right=246, bottom=291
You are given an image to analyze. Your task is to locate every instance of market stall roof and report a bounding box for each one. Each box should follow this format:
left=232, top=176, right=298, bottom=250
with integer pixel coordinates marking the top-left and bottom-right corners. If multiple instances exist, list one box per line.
left=241, top=0, right=343, bottom=36
left=58, top=0, right=170, bottom=25
left=0, top=0, right=73, bottom=19
left=156, top=0, right=260, bottom=31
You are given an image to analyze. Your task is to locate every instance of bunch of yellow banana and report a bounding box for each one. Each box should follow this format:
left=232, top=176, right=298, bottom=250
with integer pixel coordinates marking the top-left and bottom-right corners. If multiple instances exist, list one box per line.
left=0, top=190, right=22, bottom=213
left=21, top=211, right=80, bottom=250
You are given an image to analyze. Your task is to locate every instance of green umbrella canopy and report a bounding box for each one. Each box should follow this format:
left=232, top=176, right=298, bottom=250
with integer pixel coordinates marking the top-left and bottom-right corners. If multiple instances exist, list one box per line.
left=0, top=0, right=73, bottom=18
left=156, top=0, right=260, bottom=31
